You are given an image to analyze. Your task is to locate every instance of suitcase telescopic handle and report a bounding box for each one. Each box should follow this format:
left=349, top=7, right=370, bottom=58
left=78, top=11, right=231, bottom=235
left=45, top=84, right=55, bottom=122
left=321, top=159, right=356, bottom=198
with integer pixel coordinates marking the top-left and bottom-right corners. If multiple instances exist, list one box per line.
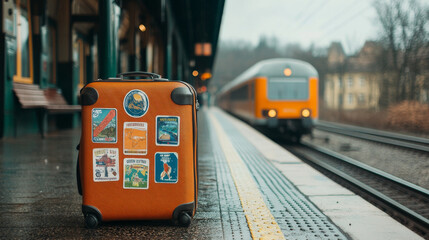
left=117, top=71, right=162, bottom=80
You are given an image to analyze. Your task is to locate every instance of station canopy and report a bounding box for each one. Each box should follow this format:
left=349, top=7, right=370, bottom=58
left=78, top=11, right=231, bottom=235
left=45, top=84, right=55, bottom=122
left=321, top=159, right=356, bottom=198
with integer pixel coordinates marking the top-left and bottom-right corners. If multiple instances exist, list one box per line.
left=169, top=0, right=225, bottom=75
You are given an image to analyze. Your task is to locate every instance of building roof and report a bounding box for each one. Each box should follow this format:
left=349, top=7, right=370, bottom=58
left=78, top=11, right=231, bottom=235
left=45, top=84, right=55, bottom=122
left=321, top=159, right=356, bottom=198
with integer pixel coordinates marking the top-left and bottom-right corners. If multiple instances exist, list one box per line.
left=327, top=41, right=384, bottom=73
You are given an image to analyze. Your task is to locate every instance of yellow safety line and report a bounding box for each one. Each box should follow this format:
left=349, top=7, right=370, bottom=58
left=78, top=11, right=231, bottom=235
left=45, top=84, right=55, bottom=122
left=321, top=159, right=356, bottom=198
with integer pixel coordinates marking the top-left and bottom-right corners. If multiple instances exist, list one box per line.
left=209, top=111, right=285, bottom=240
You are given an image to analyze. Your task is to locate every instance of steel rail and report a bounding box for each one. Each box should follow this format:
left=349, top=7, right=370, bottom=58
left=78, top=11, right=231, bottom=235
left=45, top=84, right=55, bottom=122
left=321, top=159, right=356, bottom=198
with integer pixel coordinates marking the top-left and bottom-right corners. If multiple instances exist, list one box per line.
left=315, top=121, right=429, bottom=153
left=287, top=141, right=429, bottom=236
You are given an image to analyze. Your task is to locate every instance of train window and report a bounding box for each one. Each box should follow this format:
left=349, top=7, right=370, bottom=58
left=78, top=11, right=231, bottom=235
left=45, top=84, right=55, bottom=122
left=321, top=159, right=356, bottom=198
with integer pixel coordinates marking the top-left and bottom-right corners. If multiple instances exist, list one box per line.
left=40, top=24, right=57, bottom=86
left=268, top=78, right=308, bottom=100
left=13, top=0, right=33, bottom=84
left=231, top=85, right=248, bottom=100
left=74, top=38, right=86, bottom=89
left=49, top=25, right=57, bottom=85
left=250, top=82, right=254, bottom=101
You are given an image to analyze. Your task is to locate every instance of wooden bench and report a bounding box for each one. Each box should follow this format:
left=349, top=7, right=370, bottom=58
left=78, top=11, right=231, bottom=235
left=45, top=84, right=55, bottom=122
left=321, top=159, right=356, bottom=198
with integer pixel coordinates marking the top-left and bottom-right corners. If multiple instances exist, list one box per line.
left=43, top=88, right=82, bottom=113
left=13, top=83, right=81, bottom=137
left=13, top=82, right=49, bottom=109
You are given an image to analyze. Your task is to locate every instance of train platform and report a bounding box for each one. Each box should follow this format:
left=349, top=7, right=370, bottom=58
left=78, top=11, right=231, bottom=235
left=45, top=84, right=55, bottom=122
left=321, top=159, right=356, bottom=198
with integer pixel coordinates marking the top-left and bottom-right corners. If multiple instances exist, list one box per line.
left=0, top=107, right=422, bottom=239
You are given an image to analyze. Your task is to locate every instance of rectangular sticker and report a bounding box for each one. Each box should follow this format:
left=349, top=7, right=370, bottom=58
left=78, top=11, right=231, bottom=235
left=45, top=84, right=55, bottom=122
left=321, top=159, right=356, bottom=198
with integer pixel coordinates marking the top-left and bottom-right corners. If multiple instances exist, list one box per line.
left=93, top=148, right=119, bottom=182
left=92, top=108, right=117, bottom=143
left=155, top=152, right=178, bottom=183
left=156, top=116, right=180, bottom=146
left=124, top=122, right=148, bottom=155
left=124, top=158, right=149, bottom=189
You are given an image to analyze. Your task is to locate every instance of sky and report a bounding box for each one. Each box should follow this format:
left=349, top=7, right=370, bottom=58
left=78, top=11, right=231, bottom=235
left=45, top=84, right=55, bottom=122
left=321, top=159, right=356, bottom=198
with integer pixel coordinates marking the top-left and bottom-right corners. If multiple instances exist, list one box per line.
left=218, top=0, right=380, bottom=54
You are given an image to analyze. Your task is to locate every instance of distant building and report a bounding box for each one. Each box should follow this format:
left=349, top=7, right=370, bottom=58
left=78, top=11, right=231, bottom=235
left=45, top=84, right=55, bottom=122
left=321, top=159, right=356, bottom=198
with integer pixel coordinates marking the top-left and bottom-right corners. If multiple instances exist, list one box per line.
left=324, top=41, right=384, bottom=110
left=324, top=41, right=429, bottom=111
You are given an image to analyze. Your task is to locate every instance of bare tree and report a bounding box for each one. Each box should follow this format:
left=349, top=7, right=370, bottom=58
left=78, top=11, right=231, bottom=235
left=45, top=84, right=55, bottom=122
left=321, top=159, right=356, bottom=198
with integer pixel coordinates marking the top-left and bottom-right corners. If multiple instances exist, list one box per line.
left=374, top=0, right=429, bottom=103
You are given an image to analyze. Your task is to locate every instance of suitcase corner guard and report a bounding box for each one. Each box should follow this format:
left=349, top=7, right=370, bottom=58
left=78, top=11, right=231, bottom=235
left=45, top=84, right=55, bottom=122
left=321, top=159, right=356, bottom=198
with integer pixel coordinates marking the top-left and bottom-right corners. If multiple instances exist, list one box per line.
left=171, top=87, right=193, bottom=105
left=172, top=202, right=195, bottom=227
left=80, top=87, right=99, bottom=106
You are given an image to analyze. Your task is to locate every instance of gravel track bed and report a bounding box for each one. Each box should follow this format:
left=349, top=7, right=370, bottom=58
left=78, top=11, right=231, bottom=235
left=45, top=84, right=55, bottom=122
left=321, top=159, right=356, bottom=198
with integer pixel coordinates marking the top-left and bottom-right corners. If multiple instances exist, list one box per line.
left=302, top=130, right=429, bottom=190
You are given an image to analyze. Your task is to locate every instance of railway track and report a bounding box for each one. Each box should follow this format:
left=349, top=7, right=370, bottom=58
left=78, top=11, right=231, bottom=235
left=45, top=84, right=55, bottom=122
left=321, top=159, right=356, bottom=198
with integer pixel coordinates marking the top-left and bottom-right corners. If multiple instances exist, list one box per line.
left=286, top=142, right=429, bottom=238
left=315, top=121, right=429, bottom=153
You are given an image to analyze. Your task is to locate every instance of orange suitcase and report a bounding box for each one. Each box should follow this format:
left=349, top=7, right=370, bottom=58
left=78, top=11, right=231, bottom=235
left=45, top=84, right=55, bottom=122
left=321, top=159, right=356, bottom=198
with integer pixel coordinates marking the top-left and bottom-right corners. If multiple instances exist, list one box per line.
left=77, top=72, right=198, bottom=228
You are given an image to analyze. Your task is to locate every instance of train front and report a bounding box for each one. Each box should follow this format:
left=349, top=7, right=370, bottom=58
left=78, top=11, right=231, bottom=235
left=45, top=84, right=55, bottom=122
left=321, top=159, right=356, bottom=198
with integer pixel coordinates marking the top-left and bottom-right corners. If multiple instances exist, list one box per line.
left=255, top=59, right=318, bottom=139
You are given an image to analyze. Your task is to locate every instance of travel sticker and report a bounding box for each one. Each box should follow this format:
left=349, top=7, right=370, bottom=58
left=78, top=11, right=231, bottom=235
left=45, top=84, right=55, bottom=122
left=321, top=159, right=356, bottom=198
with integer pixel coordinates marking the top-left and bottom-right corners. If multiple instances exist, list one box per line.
left=124, top=122, right=147, bottom=155
left=124, top=158, right=149, bottom=189
left=123, top=89, right=149, bottom=118
left=92, top=108, right=117, bottom=143
left=93, top=148, right=119, bottom=182
left=156, top=116, right=179, bottom=146
left=155, top=152, right=178, bottom=183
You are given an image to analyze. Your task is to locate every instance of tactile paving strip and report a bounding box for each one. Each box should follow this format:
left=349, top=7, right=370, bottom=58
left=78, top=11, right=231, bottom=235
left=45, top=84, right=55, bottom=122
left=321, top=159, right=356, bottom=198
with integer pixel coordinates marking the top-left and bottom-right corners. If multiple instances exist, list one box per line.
left=210, top=111, right=285, bottom=239
left=200, top=110, right=251, bottom=239
left=214, top=112, right=348, bottom=240
left=212, top=127, right=252, bottom=238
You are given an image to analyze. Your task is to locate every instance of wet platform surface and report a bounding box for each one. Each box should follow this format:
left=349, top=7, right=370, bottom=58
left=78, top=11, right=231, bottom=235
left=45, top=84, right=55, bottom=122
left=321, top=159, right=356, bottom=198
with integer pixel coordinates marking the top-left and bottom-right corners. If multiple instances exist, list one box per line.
left=0, top=111, right=223, bottom=239
left=0, top=108, right=422, bottom=239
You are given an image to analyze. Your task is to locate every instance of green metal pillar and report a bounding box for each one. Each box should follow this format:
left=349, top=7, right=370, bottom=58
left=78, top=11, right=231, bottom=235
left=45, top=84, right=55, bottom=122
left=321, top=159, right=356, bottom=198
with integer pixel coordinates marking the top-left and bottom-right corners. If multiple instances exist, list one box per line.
left=163, top=0, right=173, bottom=79
left=1, top=36, right=17, bottom=137
left=86, top=41, right=94, bottom=83
left=1, top=0, right=17, bottom=137
left=98, top=1, right=119, bottom=79
left=165, top=27, right=173, bottom=79
left=56, top=0, right=79, bottom=129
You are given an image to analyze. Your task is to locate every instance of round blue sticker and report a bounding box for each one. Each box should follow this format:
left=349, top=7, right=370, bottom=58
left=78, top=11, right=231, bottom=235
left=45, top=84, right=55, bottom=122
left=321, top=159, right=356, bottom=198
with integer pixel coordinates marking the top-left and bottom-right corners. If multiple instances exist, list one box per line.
left=123, top=89, right=149, bottom=117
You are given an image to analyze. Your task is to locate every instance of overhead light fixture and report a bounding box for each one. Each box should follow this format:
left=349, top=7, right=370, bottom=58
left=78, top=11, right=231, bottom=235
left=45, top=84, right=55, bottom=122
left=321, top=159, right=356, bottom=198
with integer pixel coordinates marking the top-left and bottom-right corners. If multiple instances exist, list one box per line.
left=201, top=72, right=212, bottom=81
left=194, top=42, right=212, bottom=56
left=139, top=24, right=146, bottom=32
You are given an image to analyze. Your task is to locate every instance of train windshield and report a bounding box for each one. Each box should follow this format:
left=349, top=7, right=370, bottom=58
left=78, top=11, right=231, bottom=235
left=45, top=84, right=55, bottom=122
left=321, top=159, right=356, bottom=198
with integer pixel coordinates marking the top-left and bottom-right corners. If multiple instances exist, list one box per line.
left=268, top=77, right=308, bottom=100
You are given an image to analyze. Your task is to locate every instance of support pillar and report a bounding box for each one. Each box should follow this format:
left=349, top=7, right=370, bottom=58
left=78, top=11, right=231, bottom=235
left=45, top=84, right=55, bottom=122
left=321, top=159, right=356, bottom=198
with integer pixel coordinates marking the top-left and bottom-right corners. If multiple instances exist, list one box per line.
left=98, top=1, right=119, bottom=79
left=127, top=2, right=136, bottom=72
left=165, top=28, right=172, bottom=79
left=56, top=0, right=78, bottom=129
left=163, top=0, right=173, bottom=79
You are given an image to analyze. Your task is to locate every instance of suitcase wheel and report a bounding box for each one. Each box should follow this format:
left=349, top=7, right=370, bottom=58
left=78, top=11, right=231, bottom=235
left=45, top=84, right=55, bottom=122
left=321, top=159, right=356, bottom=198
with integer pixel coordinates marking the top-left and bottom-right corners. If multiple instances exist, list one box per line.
left=172, top=202, right=194, bottom=227
left=178, top=212, right=192, bottom=227
left=84, top=214, right=99, bottom=229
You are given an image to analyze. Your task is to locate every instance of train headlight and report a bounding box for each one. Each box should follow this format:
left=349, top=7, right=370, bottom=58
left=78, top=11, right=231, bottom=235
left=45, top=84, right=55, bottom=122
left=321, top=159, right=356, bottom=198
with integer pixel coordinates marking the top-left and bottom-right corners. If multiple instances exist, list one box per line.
left=262, top=109, right=277, bottom=118
left=301, top=109, right=311, bottom=118
left=268, top=109, right=277, bottom=118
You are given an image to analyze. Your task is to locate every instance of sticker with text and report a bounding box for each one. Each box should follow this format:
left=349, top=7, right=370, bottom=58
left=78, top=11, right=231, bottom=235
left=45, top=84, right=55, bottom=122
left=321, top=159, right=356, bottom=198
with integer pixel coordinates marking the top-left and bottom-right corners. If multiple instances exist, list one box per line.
left=124, top=158, right=149, bottom=189
left=156, top=116, right=179, bottom=146
left=124, top=122, right=147, bottom=155
left=93, top=148, right=119, bottom=182
left=155, top=152, right=178, bottom=183
left=92, top=108, right=117, bottom=143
